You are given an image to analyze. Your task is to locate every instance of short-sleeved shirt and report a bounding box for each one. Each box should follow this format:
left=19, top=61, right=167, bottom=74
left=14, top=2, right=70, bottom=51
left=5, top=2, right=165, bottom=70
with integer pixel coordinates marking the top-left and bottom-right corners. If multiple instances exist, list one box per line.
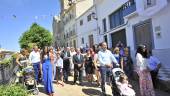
left=29, top=51, right=40, bottom=64
left=55, top=57, right=63, bottom=68
left=148, top=56, right=161, bottom=71
left=98, top=50, right=118, bottom=66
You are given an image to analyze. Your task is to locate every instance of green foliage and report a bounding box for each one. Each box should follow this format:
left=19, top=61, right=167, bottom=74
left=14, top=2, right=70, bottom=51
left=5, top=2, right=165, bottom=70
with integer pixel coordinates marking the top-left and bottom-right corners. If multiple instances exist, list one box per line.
left=11, top=53, right=19, bottom=59
left=0, top=84, right=28, bottom=96
left=19, top=23, right=53, bottom=49
left=0, top=58, right=12, bottom=65
left=28, top=43, right=36, bottom=51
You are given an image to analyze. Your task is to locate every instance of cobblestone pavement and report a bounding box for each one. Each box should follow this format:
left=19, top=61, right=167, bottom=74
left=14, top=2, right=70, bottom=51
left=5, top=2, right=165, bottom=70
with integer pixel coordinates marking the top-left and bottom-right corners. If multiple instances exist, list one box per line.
left=36, top=76, right=170, bottom=96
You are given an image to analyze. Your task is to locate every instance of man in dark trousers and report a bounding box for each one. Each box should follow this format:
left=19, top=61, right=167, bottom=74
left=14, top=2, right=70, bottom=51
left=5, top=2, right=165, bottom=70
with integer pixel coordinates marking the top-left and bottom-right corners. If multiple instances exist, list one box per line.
left=148, top=50, right=161, bottom=89
left=98, top=42, right=119, bottom=96
left=61, top=47, right=71, bottom=82
left=73, top=48, right=84, bottom=85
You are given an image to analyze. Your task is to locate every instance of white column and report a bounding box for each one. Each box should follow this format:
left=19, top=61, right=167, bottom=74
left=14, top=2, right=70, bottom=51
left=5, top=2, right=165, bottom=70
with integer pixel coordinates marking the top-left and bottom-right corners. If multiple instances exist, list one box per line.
left=108, top=34, right=112, bottom=48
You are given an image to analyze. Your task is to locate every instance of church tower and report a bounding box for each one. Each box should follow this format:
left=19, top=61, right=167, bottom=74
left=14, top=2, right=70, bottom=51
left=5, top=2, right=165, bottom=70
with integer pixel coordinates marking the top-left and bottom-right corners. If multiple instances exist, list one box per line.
left=60, top=0, right=71, bottom=11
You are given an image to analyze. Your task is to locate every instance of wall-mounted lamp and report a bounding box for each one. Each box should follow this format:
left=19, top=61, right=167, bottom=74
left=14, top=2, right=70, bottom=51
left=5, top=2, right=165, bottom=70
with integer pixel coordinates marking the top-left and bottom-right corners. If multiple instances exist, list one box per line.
left=68, top=0, right=73, bottom=6
left=155, top=26, right=162, bottom=38
left=91, top=12, right=98, bottom=20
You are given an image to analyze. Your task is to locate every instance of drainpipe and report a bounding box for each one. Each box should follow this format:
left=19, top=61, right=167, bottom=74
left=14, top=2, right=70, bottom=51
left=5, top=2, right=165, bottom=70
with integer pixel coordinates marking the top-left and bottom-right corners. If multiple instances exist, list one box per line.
left=93, top=0, right=101, bottom=44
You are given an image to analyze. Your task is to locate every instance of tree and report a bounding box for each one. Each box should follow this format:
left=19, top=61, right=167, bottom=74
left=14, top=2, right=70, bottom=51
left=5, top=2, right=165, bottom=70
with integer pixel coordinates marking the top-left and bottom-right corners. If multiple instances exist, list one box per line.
left=19, top=23, right=53, bottom=49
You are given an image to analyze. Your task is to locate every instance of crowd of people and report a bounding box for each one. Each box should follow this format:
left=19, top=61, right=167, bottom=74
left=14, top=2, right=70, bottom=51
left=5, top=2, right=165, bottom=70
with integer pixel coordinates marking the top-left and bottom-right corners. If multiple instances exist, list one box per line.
left=15, top=41, right=161, bottom=96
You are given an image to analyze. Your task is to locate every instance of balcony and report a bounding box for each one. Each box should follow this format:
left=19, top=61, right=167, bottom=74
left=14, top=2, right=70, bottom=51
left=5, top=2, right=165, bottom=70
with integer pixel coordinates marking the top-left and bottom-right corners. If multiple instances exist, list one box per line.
left=122, top=0, right=136, bottom=17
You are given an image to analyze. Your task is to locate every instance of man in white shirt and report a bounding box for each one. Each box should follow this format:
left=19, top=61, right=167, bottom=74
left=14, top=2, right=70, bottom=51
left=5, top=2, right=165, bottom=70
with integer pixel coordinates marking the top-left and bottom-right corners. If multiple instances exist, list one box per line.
left=29, top=45, right=41, bottom=83
left=98, top=42, right=119, bottom=96
left=70, top=47, right=76, bottom=75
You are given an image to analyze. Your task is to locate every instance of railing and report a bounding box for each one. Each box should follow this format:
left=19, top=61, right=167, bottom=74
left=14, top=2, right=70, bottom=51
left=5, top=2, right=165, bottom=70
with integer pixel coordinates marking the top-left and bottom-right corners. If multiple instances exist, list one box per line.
left=0, top=59, right=17, bottom=84
left=122, top=0, right=136, bottom=17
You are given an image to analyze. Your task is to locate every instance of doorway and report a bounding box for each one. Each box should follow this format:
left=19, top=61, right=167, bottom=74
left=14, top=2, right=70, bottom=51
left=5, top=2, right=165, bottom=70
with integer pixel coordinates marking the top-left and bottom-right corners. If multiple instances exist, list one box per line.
left=134, top=20, right=154, bottom=50
left=111, top=29, right=127, bottom=48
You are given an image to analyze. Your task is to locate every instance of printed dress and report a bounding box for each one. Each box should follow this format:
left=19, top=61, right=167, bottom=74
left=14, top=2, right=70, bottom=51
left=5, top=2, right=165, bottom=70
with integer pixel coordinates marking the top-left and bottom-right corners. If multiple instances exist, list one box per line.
left=136, top=53, right=155, bottom=96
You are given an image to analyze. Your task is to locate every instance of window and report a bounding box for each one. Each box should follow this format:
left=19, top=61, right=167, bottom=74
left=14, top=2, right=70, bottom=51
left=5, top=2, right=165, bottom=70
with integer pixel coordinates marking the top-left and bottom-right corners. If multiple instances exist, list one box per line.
left=81, top=37, right=84, bottom=44
left=64, top=34, right=66, bottom=39
left=109, top=8, right=124, bottom=29
left=88, top=35, right=94, bottom=48
left=70, top=41, right=72, bottom=47
left=70, top=31, right=73, bottom=36
left=104, top=35, right=108, bottom=44
left=66, top=33, right=69, bottom=38
left=80, top=20, right=83, bottom=26
left=73, top=29, right=75, bottom=35
left=87, top=14, right=91, bottom=22
left=66, top=17, right=68, bottom=23
left=110, top=14, right=116, bottom=28
left=144, top=0, right=156, bottom=9
left=119, top=10, right=124, bottom=25
left=115, top=11, right=120, bottom=27
left=147, top=0, right=152, bottom=5
left=102, top=18, right=107, bottom=32
left=69, top=14, right=72, bottom=19
left=73, top=40, right=76, bottom=48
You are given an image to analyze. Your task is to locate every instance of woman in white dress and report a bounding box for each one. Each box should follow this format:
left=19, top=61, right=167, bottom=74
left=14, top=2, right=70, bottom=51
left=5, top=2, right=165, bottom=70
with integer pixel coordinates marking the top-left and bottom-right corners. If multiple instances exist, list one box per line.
left=136, top=45, right=155, bottom=96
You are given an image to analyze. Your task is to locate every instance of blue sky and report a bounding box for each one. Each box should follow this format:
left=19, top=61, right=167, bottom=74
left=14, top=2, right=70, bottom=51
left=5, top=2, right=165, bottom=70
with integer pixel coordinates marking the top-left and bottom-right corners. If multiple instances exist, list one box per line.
left=0, top=0, right=60, bottom=51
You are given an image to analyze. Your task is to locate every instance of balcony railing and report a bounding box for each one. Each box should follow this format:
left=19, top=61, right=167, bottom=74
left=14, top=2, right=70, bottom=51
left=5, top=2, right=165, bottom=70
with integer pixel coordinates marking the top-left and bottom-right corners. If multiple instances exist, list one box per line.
left=122, top=0, right=136, bottom=17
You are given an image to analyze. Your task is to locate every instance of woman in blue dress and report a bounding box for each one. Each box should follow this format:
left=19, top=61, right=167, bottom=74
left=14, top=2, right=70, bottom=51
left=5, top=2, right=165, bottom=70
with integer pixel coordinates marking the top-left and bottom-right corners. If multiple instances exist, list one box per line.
left=41, top=46, right=54, bottom=96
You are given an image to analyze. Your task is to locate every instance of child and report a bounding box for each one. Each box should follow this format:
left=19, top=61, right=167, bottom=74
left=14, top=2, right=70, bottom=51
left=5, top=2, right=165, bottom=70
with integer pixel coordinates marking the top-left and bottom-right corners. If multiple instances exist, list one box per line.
left=122, top=47, right=133, bottom=78
left=55, top=52, right=64, bottom=86
left=117, top=74, right=135, bottom=96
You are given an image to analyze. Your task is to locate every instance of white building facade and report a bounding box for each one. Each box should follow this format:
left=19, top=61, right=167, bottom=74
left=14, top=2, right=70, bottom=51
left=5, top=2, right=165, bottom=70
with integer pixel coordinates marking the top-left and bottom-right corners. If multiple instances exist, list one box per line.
left=53, top=16, right=65, bottom=47
left=59, top=0, right=94, bottom=48
left=94, top=0, right=170, bottom=81
left=76, top=6, right=99, bottom=48
left=53, top=0, right=94, bottom=48
left=53, top=0, right=170, bottom=90
left=125, top=0, right=170, bottom=81
left=94, top=0, right=129, bottom=48
left=62, top=5, right=77, bottom=47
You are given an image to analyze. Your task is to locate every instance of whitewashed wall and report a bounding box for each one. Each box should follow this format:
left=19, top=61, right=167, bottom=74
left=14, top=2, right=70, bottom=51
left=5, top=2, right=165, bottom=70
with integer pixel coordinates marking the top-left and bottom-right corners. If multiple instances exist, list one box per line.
left=76, top=6, right=98, bottom=47
left=95, top=0, right=128, bottom=47
left=126, top=0, right=170, bottom=81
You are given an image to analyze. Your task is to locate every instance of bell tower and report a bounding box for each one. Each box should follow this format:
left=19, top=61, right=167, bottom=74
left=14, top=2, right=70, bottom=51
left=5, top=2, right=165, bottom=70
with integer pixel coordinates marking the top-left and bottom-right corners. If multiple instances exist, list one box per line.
left=60, top=0, right=70, bottom=11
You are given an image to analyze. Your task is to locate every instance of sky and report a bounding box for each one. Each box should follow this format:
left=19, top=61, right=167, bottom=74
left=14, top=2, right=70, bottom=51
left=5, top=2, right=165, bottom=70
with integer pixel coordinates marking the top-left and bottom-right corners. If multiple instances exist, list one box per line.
left=0, top=0, right=60, bottom=51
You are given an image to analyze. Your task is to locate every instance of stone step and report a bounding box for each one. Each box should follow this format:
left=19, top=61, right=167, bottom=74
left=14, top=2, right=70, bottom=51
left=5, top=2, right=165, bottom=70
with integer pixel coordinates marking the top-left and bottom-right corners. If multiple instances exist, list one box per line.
left=158, top=67, right=170, bottom=81
left=157, top=67, right=170, bottom=92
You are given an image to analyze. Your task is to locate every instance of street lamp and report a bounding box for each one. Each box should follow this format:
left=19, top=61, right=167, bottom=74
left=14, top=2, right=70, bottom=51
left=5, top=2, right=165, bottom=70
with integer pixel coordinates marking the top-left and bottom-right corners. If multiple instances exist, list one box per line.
left=91, top=12, right=98, bottom=20
left=68, top=0, right=75, bottom=6
left=91, top=12, right=100, bottom=34
left=91, top=11, right=102, bottom=44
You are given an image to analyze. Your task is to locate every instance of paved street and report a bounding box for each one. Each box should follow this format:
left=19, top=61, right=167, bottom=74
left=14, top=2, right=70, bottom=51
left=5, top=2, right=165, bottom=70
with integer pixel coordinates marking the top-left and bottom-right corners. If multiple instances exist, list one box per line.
left=36, top=76, right=170, bottom=96
left=37, top=76, right=112, bottom=96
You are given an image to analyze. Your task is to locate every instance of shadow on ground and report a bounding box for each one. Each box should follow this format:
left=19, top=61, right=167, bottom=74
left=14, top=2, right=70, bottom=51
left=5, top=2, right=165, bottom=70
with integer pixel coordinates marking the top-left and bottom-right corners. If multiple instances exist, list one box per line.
left=38, top=85, right=48, bottom=95
left=60, top=80, right=74, bottom=85
left=82, top=88, right=112, bottom=96
left=82, top=81, right=99, bottom=87
left=82, top=88, right=102, bottom=96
